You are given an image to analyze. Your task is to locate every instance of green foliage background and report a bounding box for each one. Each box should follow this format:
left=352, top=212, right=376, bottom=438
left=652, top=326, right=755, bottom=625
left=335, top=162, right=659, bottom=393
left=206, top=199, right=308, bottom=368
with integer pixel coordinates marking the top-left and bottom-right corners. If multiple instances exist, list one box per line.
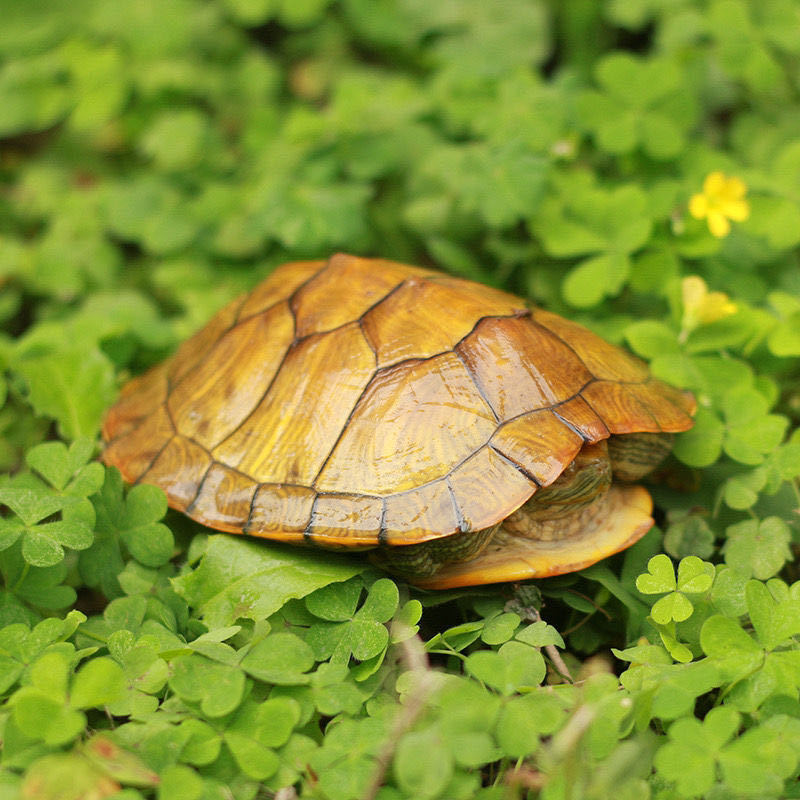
left=1, top=0, right=800, bottom=798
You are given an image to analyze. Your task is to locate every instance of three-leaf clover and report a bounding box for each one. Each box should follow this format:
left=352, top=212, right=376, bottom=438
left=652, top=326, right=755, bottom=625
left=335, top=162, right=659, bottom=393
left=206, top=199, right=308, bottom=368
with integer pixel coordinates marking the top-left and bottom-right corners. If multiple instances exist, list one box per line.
left=654, top=706, right=740, bottom=797
left=10, top=651, right=125, bottom=746
left=81, top=467, right=174, bottom=597
left=0, top=610, right=86, bottom=695
left=529, top=173, right=653, bottom=307
left=304, top=577, right=399, bottom=670
left=637, top=555, right=715, bottom=625
left=723, top=517, right=792, bottom=580
left=0, top=438, right=103, bottom=568
left=576, top=52, right=696, bottom=160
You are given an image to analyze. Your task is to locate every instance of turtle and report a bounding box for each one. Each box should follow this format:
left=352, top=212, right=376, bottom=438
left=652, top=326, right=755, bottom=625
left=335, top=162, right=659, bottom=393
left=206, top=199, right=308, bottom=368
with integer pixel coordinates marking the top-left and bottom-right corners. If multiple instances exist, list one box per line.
left=102, top=253, right=695, bottom=589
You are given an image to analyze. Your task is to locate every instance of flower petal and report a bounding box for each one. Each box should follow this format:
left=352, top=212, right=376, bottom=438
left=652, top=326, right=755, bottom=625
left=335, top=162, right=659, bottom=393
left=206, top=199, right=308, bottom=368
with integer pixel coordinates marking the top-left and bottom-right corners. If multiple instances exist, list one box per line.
left=723, top=176, right=747, bottom=201
left=707, top=211, right=731, bottom=238
left=699, top=293, right=737, bottom=324
left=703, top=171, right=727, bottom=197
left=724, top=199, right=750, bottom=222
left=689, top=193, right=709, bottom=219
left=681, top=276, right=708, bottom=310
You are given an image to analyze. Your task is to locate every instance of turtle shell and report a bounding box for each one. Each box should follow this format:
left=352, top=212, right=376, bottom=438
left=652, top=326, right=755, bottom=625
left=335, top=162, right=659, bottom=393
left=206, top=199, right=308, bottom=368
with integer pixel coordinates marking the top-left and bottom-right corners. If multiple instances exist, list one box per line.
left=102, top=253, right=695, bottom=572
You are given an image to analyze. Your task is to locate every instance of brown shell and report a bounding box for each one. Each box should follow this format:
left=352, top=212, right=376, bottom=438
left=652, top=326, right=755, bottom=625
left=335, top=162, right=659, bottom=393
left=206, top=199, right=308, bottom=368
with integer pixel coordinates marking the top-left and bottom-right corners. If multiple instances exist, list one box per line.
left=102, top=253, right=695, bottom=549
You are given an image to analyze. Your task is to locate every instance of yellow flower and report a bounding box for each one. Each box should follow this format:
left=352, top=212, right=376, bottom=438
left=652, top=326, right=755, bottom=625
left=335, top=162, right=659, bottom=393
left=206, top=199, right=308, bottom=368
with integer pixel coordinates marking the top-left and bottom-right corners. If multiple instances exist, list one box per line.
left=688, top=171, right=750, bottom=238
left=680, top=276, right=737, bottom=337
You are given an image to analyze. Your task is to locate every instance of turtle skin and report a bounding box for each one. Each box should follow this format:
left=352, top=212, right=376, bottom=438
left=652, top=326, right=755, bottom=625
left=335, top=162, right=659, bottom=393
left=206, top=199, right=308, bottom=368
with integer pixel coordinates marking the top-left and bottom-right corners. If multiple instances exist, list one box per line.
left=102, top=253, right=695, bottom=586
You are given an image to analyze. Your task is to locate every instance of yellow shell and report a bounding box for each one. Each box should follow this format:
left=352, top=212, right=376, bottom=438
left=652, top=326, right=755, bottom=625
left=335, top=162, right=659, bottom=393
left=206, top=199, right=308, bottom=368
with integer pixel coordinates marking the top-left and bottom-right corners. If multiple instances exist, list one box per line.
left=103, top=254, right=695, bottom=586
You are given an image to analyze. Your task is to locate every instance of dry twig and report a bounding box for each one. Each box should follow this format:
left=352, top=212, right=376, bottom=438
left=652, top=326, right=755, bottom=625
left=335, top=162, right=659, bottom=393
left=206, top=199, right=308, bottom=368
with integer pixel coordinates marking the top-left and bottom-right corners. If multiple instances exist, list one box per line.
left=361, top=637, right=440, bottom=800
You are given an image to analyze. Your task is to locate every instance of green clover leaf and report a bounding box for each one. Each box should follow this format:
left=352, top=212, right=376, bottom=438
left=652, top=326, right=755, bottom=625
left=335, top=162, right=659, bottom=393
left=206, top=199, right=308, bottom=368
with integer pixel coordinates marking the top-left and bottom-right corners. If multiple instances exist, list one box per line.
left=636, top=554, right=677, bottom=594
left=495, top=690, right=565, bottom=758
left=718, top=722, right=799, bottom=797
left=515, top=619, right=565, bottom=649
left=0, top=610, right=85, bottom=694
left=637, top=555, right=714, bottom=625
left=106, top=641, right=170, bottom=718
left=0, top=549, right=78, bottom=618
left=465, top=641, right=546, bottom=695
left=304, top=578, right=399, bottom=667
left=25, top=438, right=103, bottom=497
left=12, top=346, right=117, bottom=440
left=745, top=579, right=800, bottom=652
left=721, top=386, right=789, bottom=466
left=414, top=140, right=549, bottom=229
left=157, top=764, right=203, bottom=800
left=657, top=628, right=694, bottom=664
left=81, top=468, right=174, bottom=598
left=221, top=696, right=300, bottom=780
left=480, top=612, right=521, bottom=645
left=0, top=475, right=95, bottom=568
left=722, top=467, right=768, bottom=510
left=663, top=513, right=716, bottom=560
left=723, top=517, right=792, bottom=580
left=172, top=533, right=362, bottom=628
left=11, top=651, right=125, bottom=746
left=168, top=653, right=246, bottom=718
left=576, top=52, right=696, bottom=160
left=676, top=556, right=715, bottom=594
left=530, top=175, right=653, bottom=307
left=651, top=592, right=694, bottom=625
left=394, top=725, right=454, bottom=800
left=654, top=706, right=740, bottom=797
left=390, top=598, right=422, bottom=644
left=241, top=631, right=316, bottom=685
left=766, top=291, right=800, bottom=355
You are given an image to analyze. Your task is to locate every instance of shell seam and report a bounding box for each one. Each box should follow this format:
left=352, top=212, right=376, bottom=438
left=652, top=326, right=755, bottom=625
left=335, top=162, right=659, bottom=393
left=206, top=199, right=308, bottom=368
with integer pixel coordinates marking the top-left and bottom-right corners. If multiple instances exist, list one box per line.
left=445, top=477, right=470, bottom=533
left=132, top=434, right=176, bottom=486
left=185, top=460, right=217, bottom=515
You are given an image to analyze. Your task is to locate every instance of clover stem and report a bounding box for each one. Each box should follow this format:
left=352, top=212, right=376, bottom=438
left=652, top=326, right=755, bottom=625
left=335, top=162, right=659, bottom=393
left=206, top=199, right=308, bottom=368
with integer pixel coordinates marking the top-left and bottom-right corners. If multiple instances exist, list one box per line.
left=425, top=648, right=467, bottom=662
left=362, top=637, right=439, bottom=800
left=790, top=478, right=800, bottom=510
left=11, top=562, right=29, bottom=592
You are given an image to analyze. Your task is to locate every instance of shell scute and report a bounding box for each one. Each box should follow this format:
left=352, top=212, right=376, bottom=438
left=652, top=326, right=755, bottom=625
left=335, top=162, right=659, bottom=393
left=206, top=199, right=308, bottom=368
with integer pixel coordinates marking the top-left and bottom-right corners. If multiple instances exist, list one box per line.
left=638, top=381, right=697, bottom=428
left=553, top=395, right=610, bottom=442
left=143, top=436, right=212, bottom=512
left=237, top=259, right=326, bottom=320
left=581, top=381, right=661, bottom=434
left=491, top=409, right=585, bottom=487
left=428, top=274, right=526, bottom=310
left=292, top=254, right=434, bottom=337
left=247, top=484, right=316, bottom=541
left=188, top=463, right=258, bottom=533
left=212, top=321, right=375, bottom=485
left=169, top=302, right=295, bottom=450
left=448, top=446, right=535, bottom=532
left=169, top=293, right=245, bottom=386
left=457, top=315, right=592, bottom=421
left=102, top=361, right=169, bottom=443
left=314, top=351, right=496, bottom=495
left=382, top=479, right=459, bottom=545
left=532, top=309, right=649, bottom=383
left=104, top=404, right=174, bottom=484
left=361, top=277, right=524, bottom=368
left=307, top=493, right=383, bottom=547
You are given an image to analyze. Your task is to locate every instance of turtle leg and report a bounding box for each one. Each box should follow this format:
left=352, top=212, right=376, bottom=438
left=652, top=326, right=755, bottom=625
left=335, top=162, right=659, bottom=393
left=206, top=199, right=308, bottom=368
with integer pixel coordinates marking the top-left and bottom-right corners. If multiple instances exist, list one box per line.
left=373, top=442, right=614, bottom=579
left=372, top=437, right=673, bottom=585
left=502, top=441, right=612, bottom=541
left=371, top=524, right=499, bottom=578
left=607, top=432, right=674, bottom=481
left=403, top=442, right=658, bottom=589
